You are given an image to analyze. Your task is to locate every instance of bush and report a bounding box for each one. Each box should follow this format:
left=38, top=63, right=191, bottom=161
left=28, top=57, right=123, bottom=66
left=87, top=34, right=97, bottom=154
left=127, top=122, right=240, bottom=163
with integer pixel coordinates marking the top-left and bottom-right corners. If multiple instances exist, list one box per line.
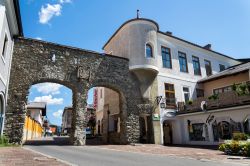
left=232, top=83, right=250, bottom=96
left=233, top=133, right=248, bottom=141
left=187, top=100, right=193, bottom=105
left=0, top=135, right=9, bottom=145
left=219, top=140, right=250, bottom=157
left=208, top=94, right=219, bottom=100
left=242, top=142, right=250, bottom=157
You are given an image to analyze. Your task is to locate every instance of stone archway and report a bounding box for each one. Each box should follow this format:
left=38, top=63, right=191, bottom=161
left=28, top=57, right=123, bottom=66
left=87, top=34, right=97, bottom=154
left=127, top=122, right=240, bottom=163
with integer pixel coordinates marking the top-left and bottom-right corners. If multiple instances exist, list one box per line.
left=4, top=37, right=144, bottom=145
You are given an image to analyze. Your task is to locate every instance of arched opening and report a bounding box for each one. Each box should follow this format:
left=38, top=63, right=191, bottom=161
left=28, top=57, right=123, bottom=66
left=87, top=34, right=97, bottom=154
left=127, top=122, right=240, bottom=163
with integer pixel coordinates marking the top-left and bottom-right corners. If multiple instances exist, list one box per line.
left=24, top=82, right=73, bottom=145
left=86, top=86, right=125, bottom=145
left=212, top=121, right=232, bottom=141
left=162, top=120, right=173, bottom=145
left=0, top=94, right=4, bottom=135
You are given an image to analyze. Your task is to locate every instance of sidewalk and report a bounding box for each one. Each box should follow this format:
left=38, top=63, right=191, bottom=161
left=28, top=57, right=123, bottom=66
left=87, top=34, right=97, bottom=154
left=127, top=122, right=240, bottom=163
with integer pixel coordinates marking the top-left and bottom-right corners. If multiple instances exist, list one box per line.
left=0, top=147, right=68, bottom=166
left=96, top=144, right=250, bottom=165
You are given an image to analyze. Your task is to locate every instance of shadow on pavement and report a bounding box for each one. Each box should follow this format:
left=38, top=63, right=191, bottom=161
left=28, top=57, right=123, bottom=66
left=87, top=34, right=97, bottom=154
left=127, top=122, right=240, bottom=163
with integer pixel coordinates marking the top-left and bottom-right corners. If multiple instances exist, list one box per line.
left=165, top=144, right=219, bottom=150
left=24, top=136, right=71, bottom=146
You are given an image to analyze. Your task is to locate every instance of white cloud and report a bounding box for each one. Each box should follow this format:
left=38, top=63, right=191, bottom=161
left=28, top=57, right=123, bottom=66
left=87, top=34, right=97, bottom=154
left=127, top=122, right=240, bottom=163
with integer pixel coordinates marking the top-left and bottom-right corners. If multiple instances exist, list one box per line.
left=34, top=95, right=63, bottom=105
left=34, top=83, right=62, bottom=95
left=39, top=3, right=62, bottom=24
left=35, top=37, right=42, bottom=40
left=53, top=109, right=63, bottom=118
left=59, top=0, right=72, bottom=4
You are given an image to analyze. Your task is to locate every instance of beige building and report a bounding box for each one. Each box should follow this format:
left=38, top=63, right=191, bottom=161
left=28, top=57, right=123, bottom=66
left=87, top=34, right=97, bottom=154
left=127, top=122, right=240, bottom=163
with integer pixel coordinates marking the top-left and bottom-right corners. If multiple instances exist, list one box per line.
left=94, top=87, right=120, bottom=144
left=62, top=107, right=72, bottom=135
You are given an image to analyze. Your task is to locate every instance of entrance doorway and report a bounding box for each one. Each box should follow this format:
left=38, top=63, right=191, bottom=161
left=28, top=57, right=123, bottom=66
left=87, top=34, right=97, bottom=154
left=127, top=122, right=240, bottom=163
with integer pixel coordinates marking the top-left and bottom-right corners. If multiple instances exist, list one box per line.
left=163, top=121, right=173, bottom=145
left=139, top=115, right=153, bottom=143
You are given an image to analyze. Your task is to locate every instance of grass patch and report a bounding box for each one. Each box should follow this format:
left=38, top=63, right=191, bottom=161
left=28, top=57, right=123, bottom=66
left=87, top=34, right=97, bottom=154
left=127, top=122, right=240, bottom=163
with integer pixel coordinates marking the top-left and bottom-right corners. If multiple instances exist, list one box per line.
left=0, top=135, right=19, bottom=147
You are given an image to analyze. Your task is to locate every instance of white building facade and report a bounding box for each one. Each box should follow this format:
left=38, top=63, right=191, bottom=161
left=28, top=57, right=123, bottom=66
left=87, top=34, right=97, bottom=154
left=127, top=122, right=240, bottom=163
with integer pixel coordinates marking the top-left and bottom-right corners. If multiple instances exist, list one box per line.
left=103, top=18, right=247, bottom=145
left=62, top=107, right=72, bottom=134
left=0, top=0, right=22, bottom=135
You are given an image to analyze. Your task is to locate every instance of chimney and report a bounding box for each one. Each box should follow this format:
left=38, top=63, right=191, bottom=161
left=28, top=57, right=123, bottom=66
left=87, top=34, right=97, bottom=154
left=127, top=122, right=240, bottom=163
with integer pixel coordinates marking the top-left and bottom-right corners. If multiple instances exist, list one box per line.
left=204, top=44, right=212, bottom=50
left=166, top=31, right=172, bottom=36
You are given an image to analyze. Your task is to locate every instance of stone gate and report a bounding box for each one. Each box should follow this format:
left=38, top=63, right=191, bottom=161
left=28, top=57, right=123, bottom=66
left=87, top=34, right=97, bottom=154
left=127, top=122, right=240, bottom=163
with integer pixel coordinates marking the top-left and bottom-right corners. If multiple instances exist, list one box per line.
left=4, top=37, right=144, bottom=145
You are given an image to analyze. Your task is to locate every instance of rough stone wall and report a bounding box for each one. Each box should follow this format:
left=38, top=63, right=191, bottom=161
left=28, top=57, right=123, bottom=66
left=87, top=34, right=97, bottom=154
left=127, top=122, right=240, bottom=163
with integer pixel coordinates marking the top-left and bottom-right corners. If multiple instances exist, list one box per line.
left=4, top=37, right=144, bottom=145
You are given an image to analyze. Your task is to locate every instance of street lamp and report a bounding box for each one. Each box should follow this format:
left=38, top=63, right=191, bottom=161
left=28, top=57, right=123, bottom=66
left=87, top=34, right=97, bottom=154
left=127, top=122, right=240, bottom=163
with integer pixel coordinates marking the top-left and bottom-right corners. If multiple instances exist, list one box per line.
left=160, top=102, right=166, bottom=109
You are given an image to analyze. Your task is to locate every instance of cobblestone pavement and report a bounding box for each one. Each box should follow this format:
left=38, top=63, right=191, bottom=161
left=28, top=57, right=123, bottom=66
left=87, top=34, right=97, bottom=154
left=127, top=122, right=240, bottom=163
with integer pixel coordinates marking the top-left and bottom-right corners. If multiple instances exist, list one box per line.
left=0, top=147, right=69, bottom=166
left=95, top=144, right=250, bottom=165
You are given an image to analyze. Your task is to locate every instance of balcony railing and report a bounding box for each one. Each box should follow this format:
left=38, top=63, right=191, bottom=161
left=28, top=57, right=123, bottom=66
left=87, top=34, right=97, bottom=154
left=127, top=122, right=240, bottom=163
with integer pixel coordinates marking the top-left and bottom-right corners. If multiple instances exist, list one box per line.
left=177, top=91, right=250, bottom=113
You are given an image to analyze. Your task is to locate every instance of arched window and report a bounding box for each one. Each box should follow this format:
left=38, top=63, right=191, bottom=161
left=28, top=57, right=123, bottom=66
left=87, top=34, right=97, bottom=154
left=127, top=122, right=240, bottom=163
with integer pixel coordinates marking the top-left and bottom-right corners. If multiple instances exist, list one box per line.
left=213, top=121, right=232, bottom=140
left=146, top=44, right=153, bottom=58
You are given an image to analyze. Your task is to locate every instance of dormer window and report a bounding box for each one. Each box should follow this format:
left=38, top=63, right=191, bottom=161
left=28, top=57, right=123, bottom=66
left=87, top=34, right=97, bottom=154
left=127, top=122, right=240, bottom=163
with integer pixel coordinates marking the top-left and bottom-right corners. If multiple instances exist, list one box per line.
left=146, top=44, right=153, bottom=58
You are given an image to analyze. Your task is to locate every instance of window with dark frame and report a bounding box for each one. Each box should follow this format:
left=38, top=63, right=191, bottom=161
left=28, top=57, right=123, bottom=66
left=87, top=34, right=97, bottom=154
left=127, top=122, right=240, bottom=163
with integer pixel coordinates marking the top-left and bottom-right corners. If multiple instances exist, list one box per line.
left=213, top=85, right=232, bottom=95
left=165, top=83, right=176, bottom=106
left=192, top=56, right=201, bottom=75
left=189, top=123, right=206, bottom=141
left=114, top=118, right=118, bottom=132
left=146, top=44, right=153, bottom=58
left=178, top=52, right=188, bottom=73
left=196, top=89, right=204, bottom=98
left=161, top=46, right=172, bottom=69
left=1, top=35, right=8, bottom=58
left=204, top=60, right=212, bottom=76
left=183, top=87, right=190, bottom=103
left=219, top=64, right=226, bottom=72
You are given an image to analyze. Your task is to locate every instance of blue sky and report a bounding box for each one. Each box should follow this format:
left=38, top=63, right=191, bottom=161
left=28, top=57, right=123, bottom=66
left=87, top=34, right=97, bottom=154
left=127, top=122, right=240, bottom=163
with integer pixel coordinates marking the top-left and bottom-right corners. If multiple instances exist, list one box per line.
left=21, top=0, right=250, bottom=125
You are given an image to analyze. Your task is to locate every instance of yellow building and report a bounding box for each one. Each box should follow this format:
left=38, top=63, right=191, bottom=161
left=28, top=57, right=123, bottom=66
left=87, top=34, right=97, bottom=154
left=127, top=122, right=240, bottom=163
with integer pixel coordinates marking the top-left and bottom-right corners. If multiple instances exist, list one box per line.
left=23, top=102, right=46, bottom=141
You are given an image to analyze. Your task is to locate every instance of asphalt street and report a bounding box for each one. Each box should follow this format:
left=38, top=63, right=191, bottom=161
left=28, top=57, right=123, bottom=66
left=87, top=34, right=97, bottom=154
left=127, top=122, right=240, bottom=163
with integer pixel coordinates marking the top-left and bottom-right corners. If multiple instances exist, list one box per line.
left=24, top=145, right=244, bottom=166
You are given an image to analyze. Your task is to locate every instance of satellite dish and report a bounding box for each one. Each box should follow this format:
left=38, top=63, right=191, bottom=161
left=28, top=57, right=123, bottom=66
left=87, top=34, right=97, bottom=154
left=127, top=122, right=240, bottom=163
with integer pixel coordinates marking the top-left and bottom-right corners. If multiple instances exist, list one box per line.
left=201, top=101, right=207, bottom=111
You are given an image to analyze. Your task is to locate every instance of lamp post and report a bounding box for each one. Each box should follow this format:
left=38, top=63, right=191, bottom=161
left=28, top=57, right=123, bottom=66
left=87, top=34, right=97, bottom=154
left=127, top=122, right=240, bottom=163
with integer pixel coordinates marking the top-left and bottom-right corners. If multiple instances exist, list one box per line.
left=160, top=102, right=166, bottom=109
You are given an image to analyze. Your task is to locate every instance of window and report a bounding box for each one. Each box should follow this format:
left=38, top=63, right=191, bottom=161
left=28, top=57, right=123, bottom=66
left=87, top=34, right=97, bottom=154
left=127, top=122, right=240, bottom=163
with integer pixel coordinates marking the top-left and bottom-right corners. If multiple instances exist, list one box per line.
left=219, top=64, right=226, bottom=72
left=100, top=89, right=103, bottom=98
left=146, top=44, right=153, bottom=58
left=178, top=52, right=188, bottom=73
left=213, top=85, right=232, bottom=95
left=192, top=56, right=201, bottom=75
left=196, top=89, right=204, bottom=98
left=244, top=119, right=250, bottom=134
left=114, top=118, right=118, bottom=132
left=183, top=87, right=190, bottom=103
left=188, top=122, right=208, bottom=141
left=165, top=83, right=176, bottom=106
left=204, top=60, right=212, bottom=76
left=161, top=47, right=172, bottom=68
left=1, top=35, right=8, bottom=58
left=212, top=121, right=232, bottom=141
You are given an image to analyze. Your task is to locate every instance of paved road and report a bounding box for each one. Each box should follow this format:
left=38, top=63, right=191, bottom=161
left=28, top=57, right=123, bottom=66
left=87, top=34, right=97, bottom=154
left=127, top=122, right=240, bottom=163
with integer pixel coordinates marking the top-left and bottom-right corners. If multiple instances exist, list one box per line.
left=24, top=145, right=244, bottom=166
